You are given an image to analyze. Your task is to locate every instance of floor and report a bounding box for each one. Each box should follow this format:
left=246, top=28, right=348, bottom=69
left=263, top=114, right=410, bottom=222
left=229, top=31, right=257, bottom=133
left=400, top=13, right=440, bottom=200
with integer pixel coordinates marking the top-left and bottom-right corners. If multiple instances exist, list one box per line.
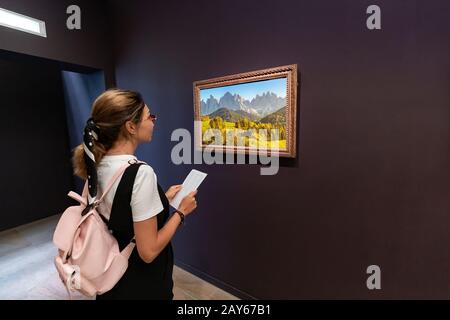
left=0, top=215, right=238, bottom=300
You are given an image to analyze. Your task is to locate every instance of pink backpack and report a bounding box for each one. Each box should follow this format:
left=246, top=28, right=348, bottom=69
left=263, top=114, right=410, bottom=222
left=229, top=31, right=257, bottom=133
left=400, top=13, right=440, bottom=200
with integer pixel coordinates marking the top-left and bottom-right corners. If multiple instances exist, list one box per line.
left=53, top=159, right=146, bottom=298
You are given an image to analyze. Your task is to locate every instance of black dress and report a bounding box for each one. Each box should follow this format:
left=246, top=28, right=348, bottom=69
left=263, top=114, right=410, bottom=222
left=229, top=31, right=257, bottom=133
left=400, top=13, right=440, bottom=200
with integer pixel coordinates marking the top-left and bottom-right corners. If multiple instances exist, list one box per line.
left=96, top=163, right=174, bottom=300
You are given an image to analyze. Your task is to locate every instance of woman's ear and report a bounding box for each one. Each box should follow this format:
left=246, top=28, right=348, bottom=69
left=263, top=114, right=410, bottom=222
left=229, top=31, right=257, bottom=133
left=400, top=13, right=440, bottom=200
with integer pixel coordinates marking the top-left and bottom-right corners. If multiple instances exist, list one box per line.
left=125, top=120, right=137, bottom=136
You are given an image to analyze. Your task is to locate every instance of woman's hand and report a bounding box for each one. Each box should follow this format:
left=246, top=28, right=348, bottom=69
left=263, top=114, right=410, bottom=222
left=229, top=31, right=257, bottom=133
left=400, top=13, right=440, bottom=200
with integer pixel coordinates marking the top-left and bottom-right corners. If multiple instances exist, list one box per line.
left=165, top=185, right=182, bottom=202
left=178, top=190, right=198, bottom=216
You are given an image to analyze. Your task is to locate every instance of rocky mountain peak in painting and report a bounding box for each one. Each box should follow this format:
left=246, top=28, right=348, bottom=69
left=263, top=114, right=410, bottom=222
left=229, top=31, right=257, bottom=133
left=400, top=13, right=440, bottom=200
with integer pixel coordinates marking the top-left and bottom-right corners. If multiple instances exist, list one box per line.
left=201, top=95, right=220, bottom=115
left=201, top=91, right=285, bottom=116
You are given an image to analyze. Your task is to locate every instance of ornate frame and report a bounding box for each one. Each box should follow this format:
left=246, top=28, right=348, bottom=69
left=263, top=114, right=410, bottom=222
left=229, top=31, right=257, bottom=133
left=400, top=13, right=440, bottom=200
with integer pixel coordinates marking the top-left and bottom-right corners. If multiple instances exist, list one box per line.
left=193, top=64, right=298, bottom=158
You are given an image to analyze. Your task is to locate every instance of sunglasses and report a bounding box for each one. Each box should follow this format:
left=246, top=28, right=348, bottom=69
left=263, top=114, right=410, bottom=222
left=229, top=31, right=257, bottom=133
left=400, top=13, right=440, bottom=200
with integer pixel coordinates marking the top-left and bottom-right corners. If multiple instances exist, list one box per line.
left=145, top=113, right=157, bottom=122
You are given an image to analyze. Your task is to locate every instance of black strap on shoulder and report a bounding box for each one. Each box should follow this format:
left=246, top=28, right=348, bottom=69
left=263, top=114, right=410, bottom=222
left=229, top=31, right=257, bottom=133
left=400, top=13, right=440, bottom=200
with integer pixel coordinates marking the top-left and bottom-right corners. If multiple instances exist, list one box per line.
left=108, top=162, right=145, bottom=249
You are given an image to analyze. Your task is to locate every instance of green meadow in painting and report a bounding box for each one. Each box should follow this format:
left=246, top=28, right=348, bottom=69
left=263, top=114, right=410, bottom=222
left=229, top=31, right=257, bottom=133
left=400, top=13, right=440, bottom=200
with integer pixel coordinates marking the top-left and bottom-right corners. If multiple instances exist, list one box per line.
left=200, top=78, right=287, bottom=149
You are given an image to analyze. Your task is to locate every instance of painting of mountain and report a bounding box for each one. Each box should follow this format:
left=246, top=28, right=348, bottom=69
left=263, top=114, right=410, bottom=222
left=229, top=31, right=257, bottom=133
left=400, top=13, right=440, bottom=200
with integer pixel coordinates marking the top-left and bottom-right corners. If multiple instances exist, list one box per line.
left=200, top=90, right=285, bottom=117
left=201, top=95, right=219, bottom=115
left=260, top=107, right=286, bottom=124
left=208, top=107, right=262, bottom=122
left=248, top=92, right=285, bottom=115
left=198, top=77, right=289, bottom=150
left=194, top=64, right=298, bottom=157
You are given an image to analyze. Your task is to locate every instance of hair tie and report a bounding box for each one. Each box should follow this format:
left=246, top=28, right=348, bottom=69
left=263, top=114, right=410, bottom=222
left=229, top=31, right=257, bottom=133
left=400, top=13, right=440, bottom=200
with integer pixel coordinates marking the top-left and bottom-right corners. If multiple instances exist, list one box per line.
left=83, top=118, right=100, bottom=205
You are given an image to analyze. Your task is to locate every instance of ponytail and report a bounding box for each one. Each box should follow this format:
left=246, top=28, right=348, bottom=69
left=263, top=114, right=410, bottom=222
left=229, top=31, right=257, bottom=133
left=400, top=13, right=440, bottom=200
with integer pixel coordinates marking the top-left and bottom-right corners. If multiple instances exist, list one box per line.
left=71, top=88, right=145, bottom=203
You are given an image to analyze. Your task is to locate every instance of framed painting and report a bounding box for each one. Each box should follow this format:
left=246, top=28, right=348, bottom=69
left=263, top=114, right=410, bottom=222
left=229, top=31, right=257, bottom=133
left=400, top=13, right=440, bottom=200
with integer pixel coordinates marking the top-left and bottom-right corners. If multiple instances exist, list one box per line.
left=193, top=64, right=298, bottom=158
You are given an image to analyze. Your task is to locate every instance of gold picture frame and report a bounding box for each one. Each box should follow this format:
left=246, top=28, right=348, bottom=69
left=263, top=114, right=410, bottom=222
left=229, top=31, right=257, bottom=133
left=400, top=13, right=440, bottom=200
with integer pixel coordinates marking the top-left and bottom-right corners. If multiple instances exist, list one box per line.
left=193, top=64, right=298, bottom=158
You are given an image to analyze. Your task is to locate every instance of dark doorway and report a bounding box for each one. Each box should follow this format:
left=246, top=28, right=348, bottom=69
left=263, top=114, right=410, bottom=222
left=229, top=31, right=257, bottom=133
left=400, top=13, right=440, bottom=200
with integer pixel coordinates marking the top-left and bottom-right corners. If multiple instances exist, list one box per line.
left=0, top=50, right=105, bottom=231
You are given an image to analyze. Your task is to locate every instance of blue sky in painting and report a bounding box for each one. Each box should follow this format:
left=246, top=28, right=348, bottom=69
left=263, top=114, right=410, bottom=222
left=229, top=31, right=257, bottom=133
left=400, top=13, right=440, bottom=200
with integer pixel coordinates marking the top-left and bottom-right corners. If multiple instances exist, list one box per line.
left=200, top=77, right=287, bottom=102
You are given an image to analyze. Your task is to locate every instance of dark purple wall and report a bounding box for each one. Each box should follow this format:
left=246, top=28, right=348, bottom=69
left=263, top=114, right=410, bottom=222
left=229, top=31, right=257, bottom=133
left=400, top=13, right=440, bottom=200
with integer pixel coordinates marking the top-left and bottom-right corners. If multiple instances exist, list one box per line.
left=114, top=0, right=449, bottom=298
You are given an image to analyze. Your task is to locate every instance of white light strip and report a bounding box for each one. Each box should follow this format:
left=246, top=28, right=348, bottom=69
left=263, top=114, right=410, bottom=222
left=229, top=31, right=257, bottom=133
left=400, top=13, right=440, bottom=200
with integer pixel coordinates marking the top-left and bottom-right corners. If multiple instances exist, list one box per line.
left=0, top=7, right=46, bottom=37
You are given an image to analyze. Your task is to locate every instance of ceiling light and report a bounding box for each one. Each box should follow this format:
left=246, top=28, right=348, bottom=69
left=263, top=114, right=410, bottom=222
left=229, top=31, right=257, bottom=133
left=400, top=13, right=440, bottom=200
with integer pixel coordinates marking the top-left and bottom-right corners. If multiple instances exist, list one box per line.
left=0, top=7, right=46, bottom=37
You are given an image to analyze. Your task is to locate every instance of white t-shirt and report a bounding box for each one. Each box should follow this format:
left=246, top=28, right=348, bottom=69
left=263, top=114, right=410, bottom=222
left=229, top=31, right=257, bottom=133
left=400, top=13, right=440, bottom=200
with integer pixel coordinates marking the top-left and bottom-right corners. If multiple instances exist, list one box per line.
left=96, top=154, right=163, bottom=222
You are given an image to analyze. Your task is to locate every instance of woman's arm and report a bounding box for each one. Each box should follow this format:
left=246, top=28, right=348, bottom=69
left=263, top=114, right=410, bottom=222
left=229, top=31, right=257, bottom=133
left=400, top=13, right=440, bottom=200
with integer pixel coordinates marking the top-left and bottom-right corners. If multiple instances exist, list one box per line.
left=133, top=213, right=182, bottom=263
left=133, top=190, right=197, bottom=263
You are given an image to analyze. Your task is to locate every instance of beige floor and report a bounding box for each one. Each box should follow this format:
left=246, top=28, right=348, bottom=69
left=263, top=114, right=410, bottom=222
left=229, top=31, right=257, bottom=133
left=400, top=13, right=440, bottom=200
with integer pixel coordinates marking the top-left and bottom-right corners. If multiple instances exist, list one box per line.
left=0, top=215, right=238, bottom=300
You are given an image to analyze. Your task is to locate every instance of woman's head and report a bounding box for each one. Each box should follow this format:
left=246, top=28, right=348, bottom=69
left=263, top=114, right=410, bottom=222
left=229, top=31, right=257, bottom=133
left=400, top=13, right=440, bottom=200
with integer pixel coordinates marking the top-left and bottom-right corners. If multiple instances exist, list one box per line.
left=73, top=88, right=156, bottom=179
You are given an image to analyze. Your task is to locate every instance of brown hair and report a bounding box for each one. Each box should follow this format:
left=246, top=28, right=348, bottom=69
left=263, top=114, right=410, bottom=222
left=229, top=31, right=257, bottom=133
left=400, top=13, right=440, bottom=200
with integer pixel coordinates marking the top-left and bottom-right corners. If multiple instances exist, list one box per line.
left=72, top=88, right=145, bottom=179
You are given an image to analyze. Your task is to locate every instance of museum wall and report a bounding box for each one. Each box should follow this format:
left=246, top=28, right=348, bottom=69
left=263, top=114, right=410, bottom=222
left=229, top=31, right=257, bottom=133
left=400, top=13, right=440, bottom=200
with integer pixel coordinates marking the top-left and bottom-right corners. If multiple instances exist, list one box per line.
left=2, top=0, right=446, bottom=299
left=108, top=0, right=450, bottom=299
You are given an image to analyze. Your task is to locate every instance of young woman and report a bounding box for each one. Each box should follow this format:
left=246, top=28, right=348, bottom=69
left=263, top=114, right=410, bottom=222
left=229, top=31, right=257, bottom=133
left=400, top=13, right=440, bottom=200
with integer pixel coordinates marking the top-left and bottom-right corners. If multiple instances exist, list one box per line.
left=72, top=88, right=198, bottom=299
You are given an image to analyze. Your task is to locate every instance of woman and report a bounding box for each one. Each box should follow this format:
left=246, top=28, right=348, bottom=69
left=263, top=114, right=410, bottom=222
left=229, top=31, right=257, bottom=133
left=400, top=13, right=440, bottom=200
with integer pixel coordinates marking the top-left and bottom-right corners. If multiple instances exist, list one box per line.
left=72, top=88, right=198, bottom=299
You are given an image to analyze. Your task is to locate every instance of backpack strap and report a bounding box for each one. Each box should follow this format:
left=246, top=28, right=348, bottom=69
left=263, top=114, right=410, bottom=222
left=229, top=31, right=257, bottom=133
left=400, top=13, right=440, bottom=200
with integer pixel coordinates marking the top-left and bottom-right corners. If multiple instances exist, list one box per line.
left=81, top=159, right=147, bottom=215
left=108, top=162, right=145, bottom=252
left=99, top=159, right=147, bottom=202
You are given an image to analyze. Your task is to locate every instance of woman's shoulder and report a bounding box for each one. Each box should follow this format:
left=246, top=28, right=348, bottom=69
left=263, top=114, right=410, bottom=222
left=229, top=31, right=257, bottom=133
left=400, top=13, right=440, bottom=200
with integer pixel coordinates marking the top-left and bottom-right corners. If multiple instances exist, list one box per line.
left=100, top=154, right=137, bottom=163
left=98, top=155, right=155, bottom=177
left=136, top=162, right=156, bottom=178
left=132, top=163, right=159, bottom=194
left=98, top=155, right=141, bottom=168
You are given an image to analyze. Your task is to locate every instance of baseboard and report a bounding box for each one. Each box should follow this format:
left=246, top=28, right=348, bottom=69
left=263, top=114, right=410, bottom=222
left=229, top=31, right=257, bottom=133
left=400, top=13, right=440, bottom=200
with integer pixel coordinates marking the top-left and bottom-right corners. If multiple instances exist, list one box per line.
left=174, top=259, right=256, bottom=300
